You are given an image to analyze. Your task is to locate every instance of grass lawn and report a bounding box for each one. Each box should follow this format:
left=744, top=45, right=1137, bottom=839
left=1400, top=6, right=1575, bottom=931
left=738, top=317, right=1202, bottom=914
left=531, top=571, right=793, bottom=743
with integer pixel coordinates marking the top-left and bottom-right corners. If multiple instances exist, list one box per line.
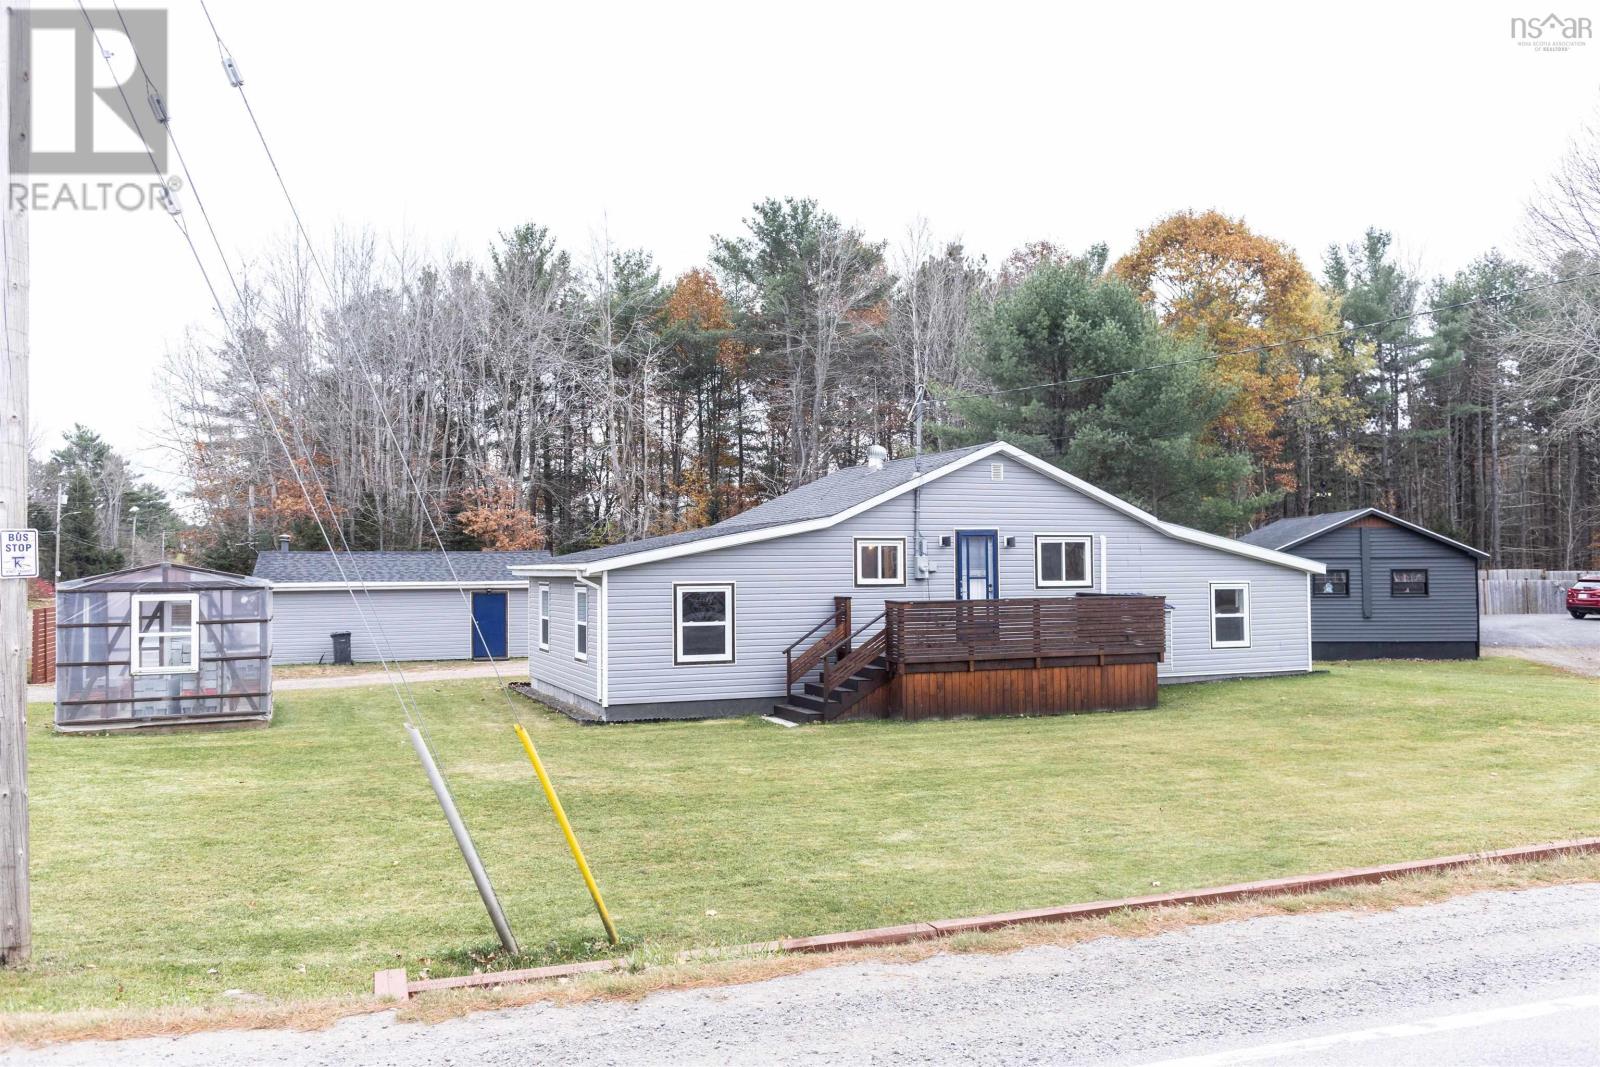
left=2, top=657, right=1596, bottom=1018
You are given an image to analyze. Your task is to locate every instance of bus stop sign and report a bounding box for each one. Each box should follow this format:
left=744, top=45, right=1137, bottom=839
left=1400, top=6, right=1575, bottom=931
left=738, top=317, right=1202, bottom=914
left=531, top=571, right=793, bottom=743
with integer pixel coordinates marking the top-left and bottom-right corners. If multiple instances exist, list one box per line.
left=1, top=529, right=38, bottom=578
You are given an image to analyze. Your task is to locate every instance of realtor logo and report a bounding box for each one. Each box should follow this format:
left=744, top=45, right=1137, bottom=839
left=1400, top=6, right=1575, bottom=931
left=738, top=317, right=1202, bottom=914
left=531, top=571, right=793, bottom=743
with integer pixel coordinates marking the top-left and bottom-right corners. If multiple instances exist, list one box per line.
left=13, top=8, right=168, bottom=175
left=1510, top=12, right=1592, bottom=50
left=1, top=529, right=39, bottom=579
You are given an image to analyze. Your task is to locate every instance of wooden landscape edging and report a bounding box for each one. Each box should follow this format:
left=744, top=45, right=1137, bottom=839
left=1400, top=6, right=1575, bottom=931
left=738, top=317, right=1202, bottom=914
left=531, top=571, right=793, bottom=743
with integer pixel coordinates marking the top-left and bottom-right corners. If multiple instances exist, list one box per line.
left=374, top=836, right=1600, bottom=1001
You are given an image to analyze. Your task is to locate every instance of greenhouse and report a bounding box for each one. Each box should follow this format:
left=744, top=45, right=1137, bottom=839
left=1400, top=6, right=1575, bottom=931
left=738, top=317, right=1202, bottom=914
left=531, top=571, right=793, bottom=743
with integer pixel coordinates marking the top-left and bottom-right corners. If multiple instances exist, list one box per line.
left=54, top=562, right=273, bottom=732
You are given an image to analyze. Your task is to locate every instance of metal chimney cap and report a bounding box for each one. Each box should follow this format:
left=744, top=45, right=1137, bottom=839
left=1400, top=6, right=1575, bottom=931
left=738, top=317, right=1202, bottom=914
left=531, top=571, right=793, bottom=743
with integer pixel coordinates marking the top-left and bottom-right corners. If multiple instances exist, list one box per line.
left=277, top=533, right=291, bottom=552
left=865, top=444, right=889, bottom=470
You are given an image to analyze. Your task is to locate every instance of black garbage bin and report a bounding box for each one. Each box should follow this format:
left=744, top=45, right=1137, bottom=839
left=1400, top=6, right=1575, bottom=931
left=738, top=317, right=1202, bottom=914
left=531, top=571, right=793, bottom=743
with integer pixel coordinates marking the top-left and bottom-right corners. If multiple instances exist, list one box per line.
left=331, top=631, right=353, bottom=665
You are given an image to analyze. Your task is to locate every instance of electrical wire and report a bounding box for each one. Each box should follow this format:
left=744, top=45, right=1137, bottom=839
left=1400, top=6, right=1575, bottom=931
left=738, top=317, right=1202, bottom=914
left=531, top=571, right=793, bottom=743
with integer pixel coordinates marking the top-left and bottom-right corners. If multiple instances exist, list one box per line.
left=198, top=0, right=533, bottom=722
left=73, top=2, right=440, bottom=746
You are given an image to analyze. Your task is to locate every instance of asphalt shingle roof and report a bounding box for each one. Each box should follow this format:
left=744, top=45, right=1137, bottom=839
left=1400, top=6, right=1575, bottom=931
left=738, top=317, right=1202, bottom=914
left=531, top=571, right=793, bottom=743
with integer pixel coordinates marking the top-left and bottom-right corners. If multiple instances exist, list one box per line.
left=551, top=444, right=991, bottom=565
left=1236, top=510, right=1368, bottom=551
left=252, top=549, right=551, bottom=584
left=1238, top=508, right=1488, bottom=559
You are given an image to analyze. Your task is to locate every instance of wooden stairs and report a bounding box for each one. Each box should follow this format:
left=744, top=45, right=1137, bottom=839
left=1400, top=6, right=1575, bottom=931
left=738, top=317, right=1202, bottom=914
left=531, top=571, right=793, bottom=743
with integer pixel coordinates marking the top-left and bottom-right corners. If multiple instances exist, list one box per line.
left=771, top=654, right=890, bottom=724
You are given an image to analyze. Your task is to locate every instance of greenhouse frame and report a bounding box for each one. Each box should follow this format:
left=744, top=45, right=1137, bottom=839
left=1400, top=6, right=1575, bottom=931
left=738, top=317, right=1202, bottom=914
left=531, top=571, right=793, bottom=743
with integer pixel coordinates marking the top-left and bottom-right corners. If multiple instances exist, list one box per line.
left=54, top=562, right=274, bottom=732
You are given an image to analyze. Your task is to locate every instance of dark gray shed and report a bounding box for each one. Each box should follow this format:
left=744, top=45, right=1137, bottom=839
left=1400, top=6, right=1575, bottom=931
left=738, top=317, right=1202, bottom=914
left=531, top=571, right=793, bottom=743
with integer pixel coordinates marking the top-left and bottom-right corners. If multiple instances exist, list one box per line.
left=1239, top=508, right=1489, bottom=660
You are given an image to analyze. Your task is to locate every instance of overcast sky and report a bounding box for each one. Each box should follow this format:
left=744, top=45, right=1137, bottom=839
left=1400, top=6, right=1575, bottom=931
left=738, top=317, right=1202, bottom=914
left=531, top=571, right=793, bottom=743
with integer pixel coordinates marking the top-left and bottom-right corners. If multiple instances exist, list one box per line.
left=23, top=0, right=1600, bottom=493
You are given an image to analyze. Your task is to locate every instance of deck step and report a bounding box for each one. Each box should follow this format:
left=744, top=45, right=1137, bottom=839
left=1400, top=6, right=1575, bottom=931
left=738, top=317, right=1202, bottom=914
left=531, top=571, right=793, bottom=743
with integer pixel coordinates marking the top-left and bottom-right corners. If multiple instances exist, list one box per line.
left=769, top=703, right=823, bottom=725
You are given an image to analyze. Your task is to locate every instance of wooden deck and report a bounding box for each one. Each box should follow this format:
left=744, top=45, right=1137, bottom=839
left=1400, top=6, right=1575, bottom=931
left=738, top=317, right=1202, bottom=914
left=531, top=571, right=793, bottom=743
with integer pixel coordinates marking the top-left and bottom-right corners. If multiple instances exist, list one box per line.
left=782, top=595, right=1165, bottom=723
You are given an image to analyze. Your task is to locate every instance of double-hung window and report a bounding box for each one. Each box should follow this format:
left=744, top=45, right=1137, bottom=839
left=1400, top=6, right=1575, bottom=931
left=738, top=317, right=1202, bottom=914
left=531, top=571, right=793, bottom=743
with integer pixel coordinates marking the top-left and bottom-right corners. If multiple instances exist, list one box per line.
left=131, top=594, right=200, bottom=675
left=1390, top=569, right=1429, bottom=597
left=1035, top=535, right=1093, bottom=588
left=675, top=583, right=735, bottom=664
left=1313, top=570, right=1349, bottom=597
left=538, top=584, right=551, bottom=650
left=854, top=538, right=905, bottom=586
left=1209, top=582, right=1250, bottom=648
left=574, top=586, right=589, bottom=660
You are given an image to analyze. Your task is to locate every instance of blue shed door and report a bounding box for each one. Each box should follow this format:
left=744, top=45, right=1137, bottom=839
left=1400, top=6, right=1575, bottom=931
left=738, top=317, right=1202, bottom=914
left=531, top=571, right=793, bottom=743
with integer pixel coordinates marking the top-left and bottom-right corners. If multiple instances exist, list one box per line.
left=471, top=592, right=509, bottom=659
left=955, top=531, right=999, bottom=600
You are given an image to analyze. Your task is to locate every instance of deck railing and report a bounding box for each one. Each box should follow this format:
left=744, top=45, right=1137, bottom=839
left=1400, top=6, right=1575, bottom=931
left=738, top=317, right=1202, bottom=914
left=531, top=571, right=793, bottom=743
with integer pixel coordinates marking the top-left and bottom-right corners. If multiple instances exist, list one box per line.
left=785, top=595, right=852, bottom=687
left=883, top=595, right=1165, bottom=666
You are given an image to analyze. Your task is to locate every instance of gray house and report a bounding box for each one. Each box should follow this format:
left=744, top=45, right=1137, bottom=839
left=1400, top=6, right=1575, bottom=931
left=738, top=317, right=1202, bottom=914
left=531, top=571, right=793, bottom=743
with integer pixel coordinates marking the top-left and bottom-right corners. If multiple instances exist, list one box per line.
left=1239, top=508, right=1488, bottom=660
left=253, top=544, right=550, bottom=664
left=512, top=442, right=1324, bottom=723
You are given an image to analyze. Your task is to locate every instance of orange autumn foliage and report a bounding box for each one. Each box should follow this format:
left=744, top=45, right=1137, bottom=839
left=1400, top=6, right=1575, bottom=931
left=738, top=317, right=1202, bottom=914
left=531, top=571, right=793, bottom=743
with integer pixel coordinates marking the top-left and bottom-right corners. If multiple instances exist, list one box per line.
left=1114, top=210, right=1332, bottom=491
left=456, top=482, right=544, bottom=550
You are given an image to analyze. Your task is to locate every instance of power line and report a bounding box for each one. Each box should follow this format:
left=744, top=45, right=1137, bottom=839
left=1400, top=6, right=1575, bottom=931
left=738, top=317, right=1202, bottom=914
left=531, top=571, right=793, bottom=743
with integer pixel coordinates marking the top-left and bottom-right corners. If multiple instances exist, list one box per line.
left=109, top=0, right=240, bottom=303
left=197, top=0, right=528, bottom=713
left=944, top=266, right=1600, bottom=402
left=73, top=2, right=435, bottom=743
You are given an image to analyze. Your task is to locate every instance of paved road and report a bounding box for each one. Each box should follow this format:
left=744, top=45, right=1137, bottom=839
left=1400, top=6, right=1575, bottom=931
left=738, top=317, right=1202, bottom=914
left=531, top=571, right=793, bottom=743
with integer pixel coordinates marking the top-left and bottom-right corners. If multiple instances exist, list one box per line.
left=1481, top=613, right=1600, bottom=677
left=7, top=884, right=1596, bottom=1066
left=1482, top=612, right=1600, bottom=649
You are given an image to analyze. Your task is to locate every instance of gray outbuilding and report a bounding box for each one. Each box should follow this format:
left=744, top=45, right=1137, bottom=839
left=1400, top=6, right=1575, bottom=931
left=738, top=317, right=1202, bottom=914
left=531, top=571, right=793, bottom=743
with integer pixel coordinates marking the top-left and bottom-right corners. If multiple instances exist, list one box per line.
left=252, top=543, right=550, bottom=664
left=1239, top=508, right=1489, bottom=660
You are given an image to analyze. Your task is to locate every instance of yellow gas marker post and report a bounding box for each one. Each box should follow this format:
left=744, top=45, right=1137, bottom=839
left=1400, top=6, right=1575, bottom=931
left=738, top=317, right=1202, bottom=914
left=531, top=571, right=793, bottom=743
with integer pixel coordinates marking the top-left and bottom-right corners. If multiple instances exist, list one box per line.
left=513, top=724, right=619, bottom=945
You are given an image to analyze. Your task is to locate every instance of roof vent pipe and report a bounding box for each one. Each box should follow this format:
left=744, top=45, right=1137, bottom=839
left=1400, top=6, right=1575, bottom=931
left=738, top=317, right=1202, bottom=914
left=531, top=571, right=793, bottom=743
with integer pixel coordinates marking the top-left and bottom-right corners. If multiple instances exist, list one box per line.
left=277, top=533, right=291, bottom=553
left=865, top=444, right=888, bottom=470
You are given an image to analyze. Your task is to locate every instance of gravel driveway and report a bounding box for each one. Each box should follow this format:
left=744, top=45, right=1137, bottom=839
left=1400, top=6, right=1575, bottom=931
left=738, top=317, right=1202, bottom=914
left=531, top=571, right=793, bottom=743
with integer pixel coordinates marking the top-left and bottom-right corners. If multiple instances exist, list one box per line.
left=7, top=884, right=1597, bottom=1067
left=1481, top=613, right=1600, bottom=677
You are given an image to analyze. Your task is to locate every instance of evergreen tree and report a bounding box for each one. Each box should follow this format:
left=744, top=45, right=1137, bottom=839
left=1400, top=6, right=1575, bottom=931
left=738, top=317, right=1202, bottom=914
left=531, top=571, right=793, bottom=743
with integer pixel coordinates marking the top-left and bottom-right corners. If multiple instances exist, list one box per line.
left=58, top=470, right=122, bottom=579
left=946, top=256, right=1266, bottom=530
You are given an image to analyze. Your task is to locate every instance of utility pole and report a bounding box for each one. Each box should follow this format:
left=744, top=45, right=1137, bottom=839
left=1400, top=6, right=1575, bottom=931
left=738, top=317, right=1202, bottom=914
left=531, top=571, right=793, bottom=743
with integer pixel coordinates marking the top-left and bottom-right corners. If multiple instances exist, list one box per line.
left=0, top=0, right=30, bottom=965
left=51, top=482, right=59, bottom=580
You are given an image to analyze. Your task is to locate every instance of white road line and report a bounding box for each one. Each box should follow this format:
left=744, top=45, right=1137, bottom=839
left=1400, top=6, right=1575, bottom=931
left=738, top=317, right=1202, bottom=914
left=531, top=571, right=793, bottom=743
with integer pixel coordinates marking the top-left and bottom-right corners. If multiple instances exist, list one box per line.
left=1138, top=992, right=1600, bottom=1067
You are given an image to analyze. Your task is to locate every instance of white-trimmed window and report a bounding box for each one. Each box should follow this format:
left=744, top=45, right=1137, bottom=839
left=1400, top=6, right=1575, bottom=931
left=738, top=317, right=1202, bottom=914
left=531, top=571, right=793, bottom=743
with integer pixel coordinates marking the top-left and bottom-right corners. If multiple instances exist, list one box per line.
left=1035, top=535, right=1093, bottom=588
left=674, top=583, right=735, bottom=664
left=1210, top=583, right=1250, bottom=648
left=854, top=538, right=905, bottom=586
left=131, top=594, right=200, bottom=675
left=574, top=586, right=589, bottom=660
left=538, top=584, right=551, bottom=650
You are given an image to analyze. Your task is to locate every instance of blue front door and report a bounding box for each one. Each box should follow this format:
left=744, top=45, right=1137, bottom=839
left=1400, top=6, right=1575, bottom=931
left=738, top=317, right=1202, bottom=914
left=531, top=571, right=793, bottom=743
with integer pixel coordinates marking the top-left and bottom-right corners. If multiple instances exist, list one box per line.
left=471, top=591, right=509, bottom=659
left=955, top=530, right=999, bottom=600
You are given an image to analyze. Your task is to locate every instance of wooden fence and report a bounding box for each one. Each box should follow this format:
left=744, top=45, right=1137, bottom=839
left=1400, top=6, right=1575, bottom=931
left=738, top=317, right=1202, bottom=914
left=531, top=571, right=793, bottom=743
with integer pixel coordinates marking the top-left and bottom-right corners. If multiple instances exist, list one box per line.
left=28, top=605, right=54, bottom=685
left=1478, top=569, right=1592, bottom=615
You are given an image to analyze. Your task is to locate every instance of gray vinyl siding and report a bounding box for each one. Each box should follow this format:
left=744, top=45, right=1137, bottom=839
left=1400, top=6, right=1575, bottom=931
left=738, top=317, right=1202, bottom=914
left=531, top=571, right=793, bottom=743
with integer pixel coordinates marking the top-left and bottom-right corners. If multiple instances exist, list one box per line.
left=601, top=459, right=1311, bottom=710
left=269, top=586, right=528, bottom=664
left=528, top=577, right=599, bottom=706
left=1301, top=525, right=1479, bottom=643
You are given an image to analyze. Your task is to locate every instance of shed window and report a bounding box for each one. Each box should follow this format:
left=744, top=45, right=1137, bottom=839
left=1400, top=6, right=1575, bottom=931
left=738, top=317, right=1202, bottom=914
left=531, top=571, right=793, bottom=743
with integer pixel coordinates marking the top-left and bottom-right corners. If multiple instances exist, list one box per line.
left=1314, top=570, right=1349, bottom=597
left=1210, top=583, right=1250, bottom=648
left=1035, top=535, right=1092, bottom=588
left=538, top=584, right=550, bottom=650
left=1391, top=569, right=1429, bottom=597
left=855, top=539, right=905, bottom=586
left=675, top=583, right=734, bottom=664
left=574, top=587, right=589, bottom=660
left=130, top=594, right=199, bottom=675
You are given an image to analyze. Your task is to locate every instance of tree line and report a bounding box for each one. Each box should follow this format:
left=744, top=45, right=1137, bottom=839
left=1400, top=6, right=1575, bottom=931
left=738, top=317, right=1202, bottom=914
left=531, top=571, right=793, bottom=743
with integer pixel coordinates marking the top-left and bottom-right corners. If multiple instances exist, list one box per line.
left=145, top=131, right=1600, bottom=574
